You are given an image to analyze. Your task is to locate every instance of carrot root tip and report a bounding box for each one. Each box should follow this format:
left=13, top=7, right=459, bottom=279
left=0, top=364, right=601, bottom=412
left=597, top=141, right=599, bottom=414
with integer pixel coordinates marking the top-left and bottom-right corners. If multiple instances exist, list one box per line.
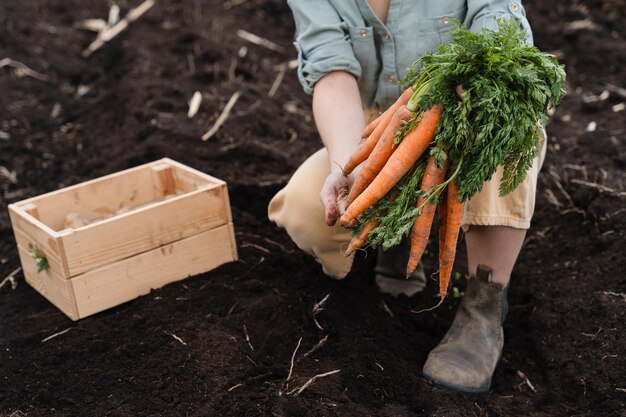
left=410, top=295, right=446, bottom=314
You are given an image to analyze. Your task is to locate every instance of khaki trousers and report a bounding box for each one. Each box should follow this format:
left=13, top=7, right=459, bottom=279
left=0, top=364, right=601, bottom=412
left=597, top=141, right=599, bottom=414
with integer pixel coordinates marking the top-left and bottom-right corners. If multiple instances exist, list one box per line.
left=268, top=138, right=546, bottom=280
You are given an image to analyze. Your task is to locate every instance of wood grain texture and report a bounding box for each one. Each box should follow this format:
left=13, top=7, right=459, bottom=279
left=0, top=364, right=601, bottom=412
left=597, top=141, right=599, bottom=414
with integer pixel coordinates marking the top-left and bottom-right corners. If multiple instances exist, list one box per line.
left=151, top=163, right=176, bottom=197
left=59, top=184, right=229, bottom=277
left=17, top=244, right=79, bottom=320
left=9, top=205, right=68, bottom=278
left=14, top=164, right=158, bottom=231
left=9, top=159, right=238, bottom=320
left=72, top=223, right=237, bottom=318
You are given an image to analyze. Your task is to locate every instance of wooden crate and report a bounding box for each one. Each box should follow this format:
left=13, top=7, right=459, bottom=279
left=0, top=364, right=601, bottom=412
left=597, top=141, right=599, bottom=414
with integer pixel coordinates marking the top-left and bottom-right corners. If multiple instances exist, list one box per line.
left=8, top=158, right=238, bottom=320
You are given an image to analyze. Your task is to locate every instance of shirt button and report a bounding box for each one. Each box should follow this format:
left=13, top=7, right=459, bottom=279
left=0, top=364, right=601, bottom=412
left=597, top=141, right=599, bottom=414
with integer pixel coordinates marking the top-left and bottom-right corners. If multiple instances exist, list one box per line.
left=360, top=30, right=368, bottom=37
left=511, top=3, right=519, bottom=12
left=387, top=75, right=397, bottom=83
left=442, top=16, right=450, bottom=24
left=383, top=33, right=391, bottom=41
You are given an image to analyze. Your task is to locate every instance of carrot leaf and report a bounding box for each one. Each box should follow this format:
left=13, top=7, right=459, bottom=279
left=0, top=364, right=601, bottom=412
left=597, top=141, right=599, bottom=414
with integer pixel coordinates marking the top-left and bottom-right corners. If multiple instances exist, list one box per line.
left=354, top=17, right=565, bottom=250
left=404, top=17, right=565, bottom=200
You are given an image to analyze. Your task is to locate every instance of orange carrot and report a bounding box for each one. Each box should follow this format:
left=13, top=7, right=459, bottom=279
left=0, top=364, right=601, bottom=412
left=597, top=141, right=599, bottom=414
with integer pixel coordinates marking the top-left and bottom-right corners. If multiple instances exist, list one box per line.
left=343, top=87, right=414, bottom=175
left=346, top=105, right=413, bottom=206
left=344, top=219, right=380, bottom=256
left=438, top=180, right=464, bottom=298
left=362, top=113, right=382, bottom=138
left=438, top=192, right=448, bottom=266
left=405, top=156, right=450, bottom=276
left=340, top=104, right=443, bottom=226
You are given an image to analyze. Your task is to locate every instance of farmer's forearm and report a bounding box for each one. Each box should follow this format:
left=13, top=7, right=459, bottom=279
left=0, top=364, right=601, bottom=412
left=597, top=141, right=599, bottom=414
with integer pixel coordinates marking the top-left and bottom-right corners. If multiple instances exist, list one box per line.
left=312, top=71, right=365, bottom=174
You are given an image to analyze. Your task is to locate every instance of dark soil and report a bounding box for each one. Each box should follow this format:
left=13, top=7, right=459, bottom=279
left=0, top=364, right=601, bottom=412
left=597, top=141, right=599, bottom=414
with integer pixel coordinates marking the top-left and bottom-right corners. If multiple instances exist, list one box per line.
left=1, top=1, right=624, bottom=416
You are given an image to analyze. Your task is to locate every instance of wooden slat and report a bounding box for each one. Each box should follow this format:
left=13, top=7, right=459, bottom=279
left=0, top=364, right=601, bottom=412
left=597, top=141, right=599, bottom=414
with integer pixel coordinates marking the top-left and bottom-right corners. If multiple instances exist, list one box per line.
left=165, top=156, right=234, bottom=219
left=162, top=158, right=226, bottom=185
left=9, top=205, right=68, bottom=278
left=22, top=203, right=40, bottom=220
left=59, top=184, right=229, bottom=277
left=226, top=218, right=238, bottom=260
left=72, top=223, right=237, bottom=318
left=151, top=163, right=176, bottom=197
left=162, top=158, right=225, bottom=193
left=17, top=244, right=79, bottom=320
left=221, top=179, right=234, bottom=224
left=172, top=169, right=209, bottom=193
left=14, top=163, right=159, bottom=231
left=11, top=158, right=224, bottom=231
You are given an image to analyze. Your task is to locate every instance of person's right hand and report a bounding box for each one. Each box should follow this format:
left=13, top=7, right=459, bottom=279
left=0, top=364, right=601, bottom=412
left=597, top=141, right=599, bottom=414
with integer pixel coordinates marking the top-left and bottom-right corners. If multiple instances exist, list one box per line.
left=319, top=170, right=358, bottom=227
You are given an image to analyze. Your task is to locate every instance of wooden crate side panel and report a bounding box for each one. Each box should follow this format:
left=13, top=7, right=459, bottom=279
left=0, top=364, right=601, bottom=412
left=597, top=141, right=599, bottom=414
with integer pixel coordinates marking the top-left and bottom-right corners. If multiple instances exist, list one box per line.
left=161, top=159, right=233, bottom=223
left=161, top=158, right=226, bottom=188
left=151, top=163, right=176, bottom=197
left=171, top=168, right=214, bottom=193
left=20, top=167, right=158, bottom=231
left=14, top=159, right=161, bottom=208
left=222, top=184, right=234, bottom=223
left=161, top=160, right=233, bottom=224
left=226, top=221, right=238, bottom=261
left=17, top=244, right=79, bottom=320
left=9, top=206, right=68, bottom=278
left=72, top=223, right=237, bottom=318
left=60, top=186, right=230, bottom=276
left=162, top=160, right=226, bottom=194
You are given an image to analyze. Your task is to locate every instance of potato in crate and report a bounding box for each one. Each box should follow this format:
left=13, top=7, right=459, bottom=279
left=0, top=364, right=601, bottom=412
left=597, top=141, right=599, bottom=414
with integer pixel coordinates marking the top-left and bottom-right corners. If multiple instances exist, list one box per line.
left=8, top=158, right=238, bottom=320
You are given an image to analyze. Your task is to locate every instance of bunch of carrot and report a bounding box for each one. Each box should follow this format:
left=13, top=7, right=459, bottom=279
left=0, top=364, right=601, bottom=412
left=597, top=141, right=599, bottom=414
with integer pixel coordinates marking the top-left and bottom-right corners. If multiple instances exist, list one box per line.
left=337, top=19, right=566, bottom=303
left=341, top=86, right=461, bottom=301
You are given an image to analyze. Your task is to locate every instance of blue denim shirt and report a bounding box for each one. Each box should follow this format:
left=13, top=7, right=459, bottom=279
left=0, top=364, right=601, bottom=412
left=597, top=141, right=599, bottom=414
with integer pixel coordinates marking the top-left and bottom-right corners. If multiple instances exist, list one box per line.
left=287, top=0, right=533, bottom=109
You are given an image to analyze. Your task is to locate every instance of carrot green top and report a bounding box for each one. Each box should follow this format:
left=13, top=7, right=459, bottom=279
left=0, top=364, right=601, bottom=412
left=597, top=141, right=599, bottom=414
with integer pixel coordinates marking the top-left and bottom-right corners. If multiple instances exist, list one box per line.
left=287, top=0, right=533, bottom=109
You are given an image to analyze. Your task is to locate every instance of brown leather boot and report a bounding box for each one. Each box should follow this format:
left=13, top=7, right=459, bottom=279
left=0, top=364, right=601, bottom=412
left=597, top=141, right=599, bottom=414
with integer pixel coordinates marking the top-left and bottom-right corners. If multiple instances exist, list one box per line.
left=422, top=265, right=508, bottom=394
left=374, top=240, right=426, bottom=297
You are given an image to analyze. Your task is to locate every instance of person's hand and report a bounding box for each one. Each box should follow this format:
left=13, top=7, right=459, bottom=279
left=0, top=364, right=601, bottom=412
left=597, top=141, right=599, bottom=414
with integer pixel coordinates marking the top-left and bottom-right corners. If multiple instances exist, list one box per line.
left=311, top=71, right=366, bottom=226
left=319, top=170, right=358, bottom=226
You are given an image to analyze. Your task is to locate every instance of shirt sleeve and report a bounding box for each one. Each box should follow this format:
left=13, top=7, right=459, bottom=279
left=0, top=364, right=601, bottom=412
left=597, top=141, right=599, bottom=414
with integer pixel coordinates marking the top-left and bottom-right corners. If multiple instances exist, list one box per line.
left=466, top=0, right=534, bottom=45
left=287, top=0, right=361, bottom=94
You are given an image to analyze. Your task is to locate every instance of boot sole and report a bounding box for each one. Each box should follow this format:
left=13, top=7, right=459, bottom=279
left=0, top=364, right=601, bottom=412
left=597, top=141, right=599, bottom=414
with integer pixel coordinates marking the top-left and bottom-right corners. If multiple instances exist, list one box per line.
left=422, top=373, right=490, bottom=395
left=422, top=351, right=502, bottom=395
